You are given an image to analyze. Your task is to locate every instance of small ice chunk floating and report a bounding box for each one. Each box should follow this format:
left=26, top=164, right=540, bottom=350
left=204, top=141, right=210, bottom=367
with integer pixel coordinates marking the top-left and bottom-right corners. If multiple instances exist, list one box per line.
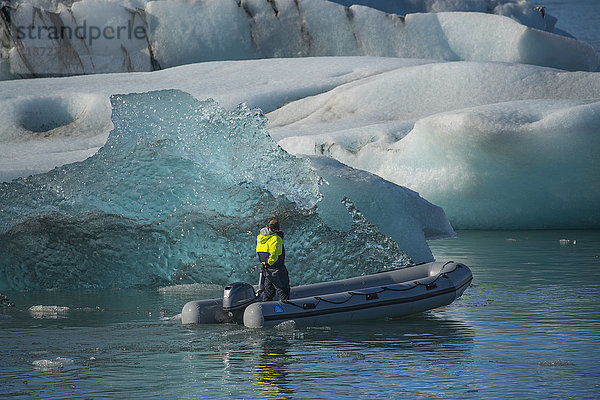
left=181, top=261, right=472, bottom=328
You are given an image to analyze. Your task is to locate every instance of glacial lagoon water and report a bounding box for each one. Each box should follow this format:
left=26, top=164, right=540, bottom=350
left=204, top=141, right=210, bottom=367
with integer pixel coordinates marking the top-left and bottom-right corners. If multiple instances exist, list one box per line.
left=1, top=230, right=598, bottom=399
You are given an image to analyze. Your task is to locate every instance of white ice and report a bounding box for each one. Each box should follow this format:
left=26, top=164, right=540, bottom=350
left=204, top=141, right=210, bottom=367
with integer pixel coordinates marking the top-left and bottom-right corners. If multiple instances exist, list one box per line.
left=28, top=305, right=70, bottom=318
left=1, top=0, right=597, bottom=78
left=32, top=357, right=74, bottom=370
left=1, top=56, right=598, bottom=230
left=269, top=61, right=600, bottom=228
left=0, top=56, right=413, bottom=182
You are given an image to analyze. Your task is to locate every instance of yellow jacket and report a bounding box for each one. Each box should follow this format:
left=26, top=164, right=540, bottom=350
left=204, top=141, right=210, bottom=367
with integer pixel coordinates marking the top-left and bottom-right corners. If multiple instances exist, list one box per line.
left=256, top=229, right=284, bottom=267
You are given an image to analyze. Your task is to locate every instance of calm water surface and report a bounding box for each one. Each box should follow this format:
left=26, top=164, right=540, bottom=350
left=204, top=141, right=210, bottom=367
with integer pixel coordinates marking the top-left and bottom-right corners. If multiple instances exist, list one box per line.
left=1, top=230, right=599, bottom=399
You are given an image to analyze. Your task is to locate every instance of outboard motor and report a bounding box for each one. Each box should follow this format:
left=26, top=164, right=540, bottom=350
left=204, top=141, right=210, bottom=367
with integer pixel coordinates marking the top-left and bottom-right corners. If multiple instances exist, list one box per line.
left=222, top=282, right=259, bottom=323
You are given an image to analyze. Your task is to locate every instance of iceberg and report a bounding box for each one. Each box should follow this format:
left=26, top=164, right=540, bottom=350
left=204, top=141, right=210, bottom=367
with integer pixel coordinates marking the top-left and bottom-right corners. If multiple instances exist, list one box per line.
left=269, top=60, right=600, bottom=229
left=328, top=0, right=558, bottom=33
left=0, top=0, right=597, bottom=78
left=309, top=156, right=454, bottom=261
left=382, top=99, right=600, bottom=229
left=1, top=57, right=598, bottom=230
left=0, top=89, right=452, bottom=290
left=0, top=0, right=154, bottom=76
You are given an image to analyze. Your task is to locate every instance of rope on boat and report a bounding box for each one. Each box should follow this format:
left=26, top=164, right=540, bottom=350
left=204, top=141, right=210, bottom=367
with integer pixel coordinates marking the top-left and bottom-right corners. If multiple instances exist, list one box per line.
left=283, top=261, right=460, bottom=310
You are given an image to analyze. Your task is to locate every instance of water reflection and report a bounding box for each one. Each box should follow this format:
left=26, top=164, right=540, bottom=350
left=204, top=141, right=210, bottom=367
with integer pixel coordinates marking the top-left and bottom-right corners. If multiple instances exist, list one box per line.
left=253, top=339, right=293, bottom=399
left=242, top=313, right=474, bottom=398
left=301, top=313, right=475, bottom=351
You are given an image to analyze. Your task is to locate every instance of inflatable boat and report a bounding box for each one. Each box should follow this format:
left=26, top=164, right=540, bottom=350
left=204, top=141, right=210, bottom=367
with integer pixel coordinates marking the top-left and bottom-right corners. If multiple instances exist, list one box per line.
left=181, top=261, right=472, bottom=328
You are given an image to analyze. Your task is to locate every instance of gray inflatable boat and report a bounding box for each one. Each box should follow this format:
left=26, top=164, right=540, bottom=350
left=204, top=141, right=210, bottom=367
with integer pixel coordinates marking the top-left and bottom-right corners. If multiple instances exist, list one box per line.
left=181, top=261, right=472, bottom=328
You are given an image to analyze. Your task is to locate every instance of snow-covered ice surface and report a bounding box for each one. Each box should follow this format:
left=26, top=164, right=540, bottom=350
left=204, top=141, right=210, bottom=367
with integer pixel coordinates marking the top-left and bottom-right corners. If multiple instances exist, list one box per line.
left=0, top=57, right=416, bottom=182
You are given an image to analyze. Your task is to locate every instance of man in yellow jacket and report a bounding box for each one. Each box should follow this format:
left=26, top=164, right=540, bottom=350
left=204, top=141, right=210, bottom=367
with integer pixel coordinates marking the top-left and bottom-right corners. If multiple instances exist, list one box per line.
left=256, top=219, right=290, bottom=301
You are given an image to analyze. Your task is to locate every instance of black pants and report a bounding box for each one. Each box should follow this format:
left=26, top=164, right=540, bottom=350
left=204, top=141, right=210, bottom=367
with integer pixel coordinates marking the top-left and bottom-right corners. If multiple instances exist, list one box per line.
left=262, top=265, right=290, bottom=302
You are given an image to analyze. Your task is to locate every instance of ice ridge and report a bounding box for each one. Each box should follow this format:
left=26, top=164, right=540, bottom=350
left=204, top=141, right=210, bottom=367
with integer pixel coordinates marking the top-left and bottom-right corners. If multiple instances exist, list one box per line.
left=0, top=0, right=596, bottom=79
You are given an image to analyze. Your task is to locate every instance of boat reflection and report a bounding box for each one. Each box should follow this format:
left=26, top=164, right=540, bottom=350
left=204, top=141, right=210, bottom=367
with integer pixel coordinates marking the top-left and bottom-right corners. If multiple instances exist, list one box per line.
left=294, top=312, right=475, bottom=350
left=247, top=312, right=473, bottom=397
left=253, top=339, right=293, bottom=399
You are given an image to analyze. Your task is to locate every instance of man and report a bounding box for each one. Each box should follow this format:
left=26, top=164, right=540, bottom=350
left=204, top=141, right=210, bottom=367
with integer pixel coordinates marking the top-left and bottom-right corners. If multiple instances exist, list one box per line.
left=256, top=219, right=290, bottom=301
